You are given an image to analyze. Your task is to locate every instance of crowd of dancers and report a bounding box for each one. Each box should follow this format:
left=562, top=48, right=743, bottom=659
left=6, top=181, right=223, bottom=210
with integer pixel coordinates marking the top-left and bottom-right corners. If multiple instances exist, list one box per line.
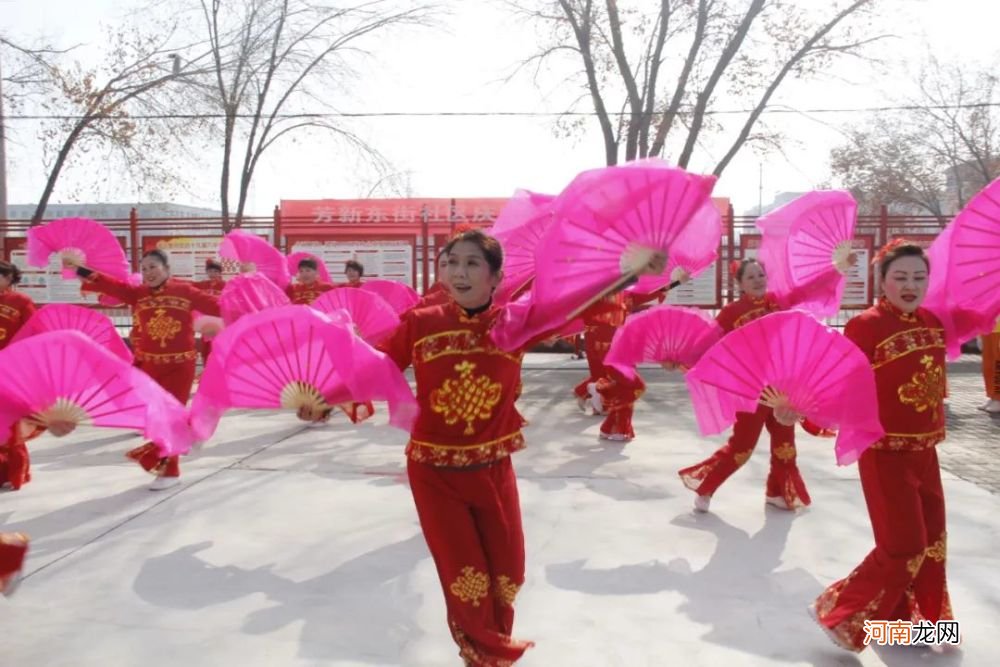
left=1, top=159, right=999, bottom=665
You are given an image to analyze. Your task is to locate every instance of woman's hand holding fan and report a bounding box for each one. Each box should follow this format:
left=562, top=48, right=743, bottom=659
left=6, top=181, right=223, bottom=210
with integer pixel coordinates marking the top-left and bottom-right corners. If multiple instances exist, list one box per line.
left=685, top=310, right=884, bottom=465
left=27, top=218, right=130, bottom=281
left=492, top=163, right=716, bottom=351
left=0, top=330, right=195, bottom=457
left=755, top=190, right=859, bottom=318
left=189, top=306, right=417, bottom=442
left=605, top=305, right=723, bottom=379
left=923, top=176, right=1000, bottom=358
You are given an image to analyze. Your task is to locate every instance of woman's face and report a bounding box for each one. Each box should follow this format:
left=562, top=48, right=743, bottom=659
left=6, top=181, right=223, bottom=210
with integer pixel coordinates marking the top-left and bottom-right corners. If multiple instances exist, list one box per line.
left=447, top=240, right=501, bottom=309
left=882, top=255, right=929, bottom=313
left=739, top=262, right=767, bottom=298
left=141, top=256, right=170, bottom=287
left=0, top=273, right=12, bottom=290
left=345, top=267, right=362, bottom=283
left=298, top=266, right=318, bottom=285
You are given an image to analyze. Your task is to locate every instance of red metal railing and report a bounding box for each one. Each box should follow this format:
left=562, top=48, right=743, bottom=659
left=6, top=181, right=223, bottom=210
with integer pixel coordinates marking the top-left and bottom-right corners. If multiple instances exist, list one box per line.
left=1, top=204, right=947, bottom=317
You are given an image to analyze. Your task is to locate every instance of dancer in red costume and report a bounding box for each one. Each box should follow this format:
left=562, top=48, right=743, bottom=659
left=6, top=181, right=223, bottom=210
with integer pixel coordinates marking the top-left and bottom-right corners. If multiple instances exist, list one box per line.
left=66, top=250, right=220, bottom=491
left=192, top=259, right=227, bottom=364
left=419, top=247, right=453, bottom=308
left=0, top=262, right=39, bottom=490
left=0, top=261, right=35, bottom=351
left=810, top=242, right=958, bottom=652
left=286, top=257, right=336, bottom=305
left=342, top=259, right=364, bottom=288
left=301, top=229, right=664, bottom=665
left=676, top=255, right=853, bottom=513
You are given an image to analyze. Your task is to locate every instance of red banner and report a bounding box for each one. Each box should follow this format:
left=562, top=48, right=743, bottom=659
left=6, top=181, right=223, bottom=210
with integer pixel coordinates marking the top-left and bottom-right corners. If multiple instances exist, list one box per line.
left=280, top=198, right=510, bottom=225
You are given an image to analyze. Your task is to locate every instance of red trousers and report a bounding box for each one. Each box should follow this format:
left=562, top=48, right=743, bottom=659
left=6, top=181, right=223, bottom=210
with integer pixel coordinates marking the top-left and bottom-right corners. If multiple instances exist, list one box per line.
left=0, top=423, right=44, bottom=491
left=126, top=360, right=196, bottom=478
left=338, top=401, right=375, bottom=424
left=572, top=324, right=615, bottom=401
left=678, top=404, right=811, bottom=507
left=595, top=368, right=644, bottom=440
left=983, top=332, right=1000, bottom=399
left=200, top=338, right=213, bottom=367
left=407, top=457, right=533, bottom=666
left=814, top=447, right=952, bottom=651
left=0, top=532, right=29, bottom=594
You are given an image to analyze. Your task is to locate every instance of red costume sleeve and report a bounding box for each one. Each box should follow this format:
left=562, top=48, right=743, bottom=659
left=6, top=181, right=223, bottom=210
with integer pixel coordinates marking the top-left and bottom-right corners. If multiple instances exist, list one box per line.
left=180, top=283, right=221, bottom=316
left=378, top=311, right=416, bottom=371
left=843, top=315, right=875, bottom=362
left=84, top=273, right=141, bottom=306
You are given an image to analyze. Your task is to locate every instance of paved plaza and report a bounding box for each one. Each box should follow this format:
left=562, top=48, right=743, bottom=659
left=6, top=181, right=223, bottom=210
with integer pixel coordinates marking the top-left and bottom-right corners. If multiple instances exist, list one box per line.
left=2, top=354, right=998, bottom=666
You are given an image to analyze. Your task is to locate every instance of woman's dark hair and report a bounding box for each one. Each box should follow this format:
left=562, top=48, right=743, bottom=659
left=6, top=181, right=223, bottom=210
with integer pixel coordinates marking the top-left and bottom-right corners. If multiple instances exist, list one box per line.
left=0, top=260, right=22, bottom=285
left=344, top=259, right=364, bottom=275
left=297, top=258, right=318, bottom=271
left=877, top=242, right=929, bottom=280
left=142, top=249, right=170, bottom=266
left=734, top=257, right=764, bottom=282
left=205, top=259, right=223, bottom=272
left=444, top=229, right=503, bottom=275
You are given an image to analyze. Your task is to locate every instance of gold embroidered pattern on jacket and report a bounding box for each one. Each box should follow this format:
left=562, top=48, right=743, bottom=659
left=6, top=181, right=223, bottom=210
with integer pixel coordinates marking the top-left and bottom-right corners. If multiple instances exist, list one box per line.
left=873, top=328, right=944, bottom=369
left=431, top=361, right=503, bottom=435
left=897, top=355, right=945, bottom=413
left=146, top=309, right=183, bottom=348
left=414, top=329, right=521, bottom=364
left=449, top=566, right=490, bottom=607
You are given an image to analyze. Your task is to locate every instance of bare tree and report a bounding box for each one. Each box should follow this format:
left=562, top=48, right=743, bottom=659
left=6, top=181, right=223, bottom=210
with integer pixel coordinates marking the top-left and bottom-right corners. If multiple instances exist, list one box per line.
left=830, top=56, right=1000, bottom=218
left=503, top=0, right=885, bottom=172
left=197, top=0, right=435, bottom=229
left=830, top=119, right=949, bottom=219
left=3, top=27, right=215, bottom=223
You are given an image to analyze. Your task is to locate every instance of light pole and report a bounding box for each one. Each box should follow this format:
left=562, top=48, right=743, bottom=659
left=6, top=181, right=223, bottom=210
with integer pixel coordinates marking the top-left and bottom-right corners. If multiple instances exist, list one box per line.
left=0, top=49, right=8, bottom=221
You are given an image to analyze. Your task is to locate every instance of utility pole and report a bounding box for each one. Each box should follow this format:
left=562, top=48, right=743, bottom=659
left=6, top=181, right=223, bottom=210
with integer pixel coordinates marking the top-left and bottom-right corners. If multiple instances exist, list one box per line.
left=0, top=49, right=9, bottom=221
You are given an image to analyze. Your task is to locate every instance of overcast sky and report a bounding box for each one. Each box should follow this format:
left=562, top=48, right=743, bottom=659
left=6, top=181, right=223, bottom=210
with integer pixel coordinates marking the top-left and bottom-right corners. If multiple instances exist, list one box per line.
left=3, top=0, right=999, bottom=215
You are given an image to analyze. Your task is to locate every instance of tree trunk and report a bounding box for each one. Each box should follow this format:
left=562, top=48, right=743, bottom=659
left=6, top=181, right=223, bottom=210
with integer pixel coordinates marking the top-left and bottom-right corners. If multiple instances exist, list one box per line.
left=31, top=120, right=89, bottom=225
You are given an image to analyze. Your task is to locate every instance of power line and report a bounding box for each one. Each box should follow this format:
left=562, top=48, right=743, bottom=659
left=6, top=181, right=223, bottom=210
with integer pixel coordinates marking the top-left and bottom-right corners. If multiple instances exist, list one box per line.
left=2, top=101, right=1000, bottom=121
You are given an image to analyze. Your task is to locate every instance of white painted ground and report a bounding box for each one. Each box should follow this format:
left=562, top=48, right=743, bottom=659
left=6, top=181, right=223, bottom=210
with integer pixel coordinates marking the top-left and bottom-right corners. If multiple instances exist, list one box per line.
left=2, top=358, right=996, bottom=666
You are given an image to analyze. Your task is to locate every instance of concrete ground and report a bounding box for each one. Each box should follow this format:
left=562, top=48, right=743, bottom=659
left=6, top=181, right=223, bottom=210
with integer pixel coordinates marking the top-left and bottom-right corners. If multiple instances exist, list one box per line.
left=2, top=354, right=998, bottom=667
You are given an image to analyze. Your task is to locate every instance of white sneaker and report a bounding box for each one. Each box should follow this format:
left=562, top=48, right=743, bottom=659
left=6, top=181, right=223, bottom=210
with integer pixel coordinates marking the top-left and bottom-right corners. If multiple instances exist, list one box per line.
left=598, top=432, right=630, bottom=442
left=576, top=395, right=590, bottom=414
left=693, top=495, right=711, bottom=513
left=985, top=400, right=1000, bottom=414
left=149, top=476, right=181, bottom=491
left=587, top=383, right=606, bottom=415
left=766, top=495, right=791, bottom=510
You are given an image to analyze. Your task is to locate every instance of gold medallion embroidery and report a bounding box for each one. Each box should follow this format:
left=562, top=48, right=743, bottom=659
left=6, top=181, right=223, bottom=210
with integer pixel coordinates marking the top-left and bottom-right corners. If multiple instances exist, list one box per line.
left=449, top=566, right=489, bottom=606
left=734, top=450, right=752, bottom=467
left=897, top=355, right=944, bottom=413
left=495, top=575, right=521, bottom=606
left=146, top=308, right=182, bottom=348
left=773, top=442, right=796, bottom=462
left=430, top=361, right=503, bottom=435
left=925, top=534, right=946, bottom=562
left=906, top=552, right=925, bottom=577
